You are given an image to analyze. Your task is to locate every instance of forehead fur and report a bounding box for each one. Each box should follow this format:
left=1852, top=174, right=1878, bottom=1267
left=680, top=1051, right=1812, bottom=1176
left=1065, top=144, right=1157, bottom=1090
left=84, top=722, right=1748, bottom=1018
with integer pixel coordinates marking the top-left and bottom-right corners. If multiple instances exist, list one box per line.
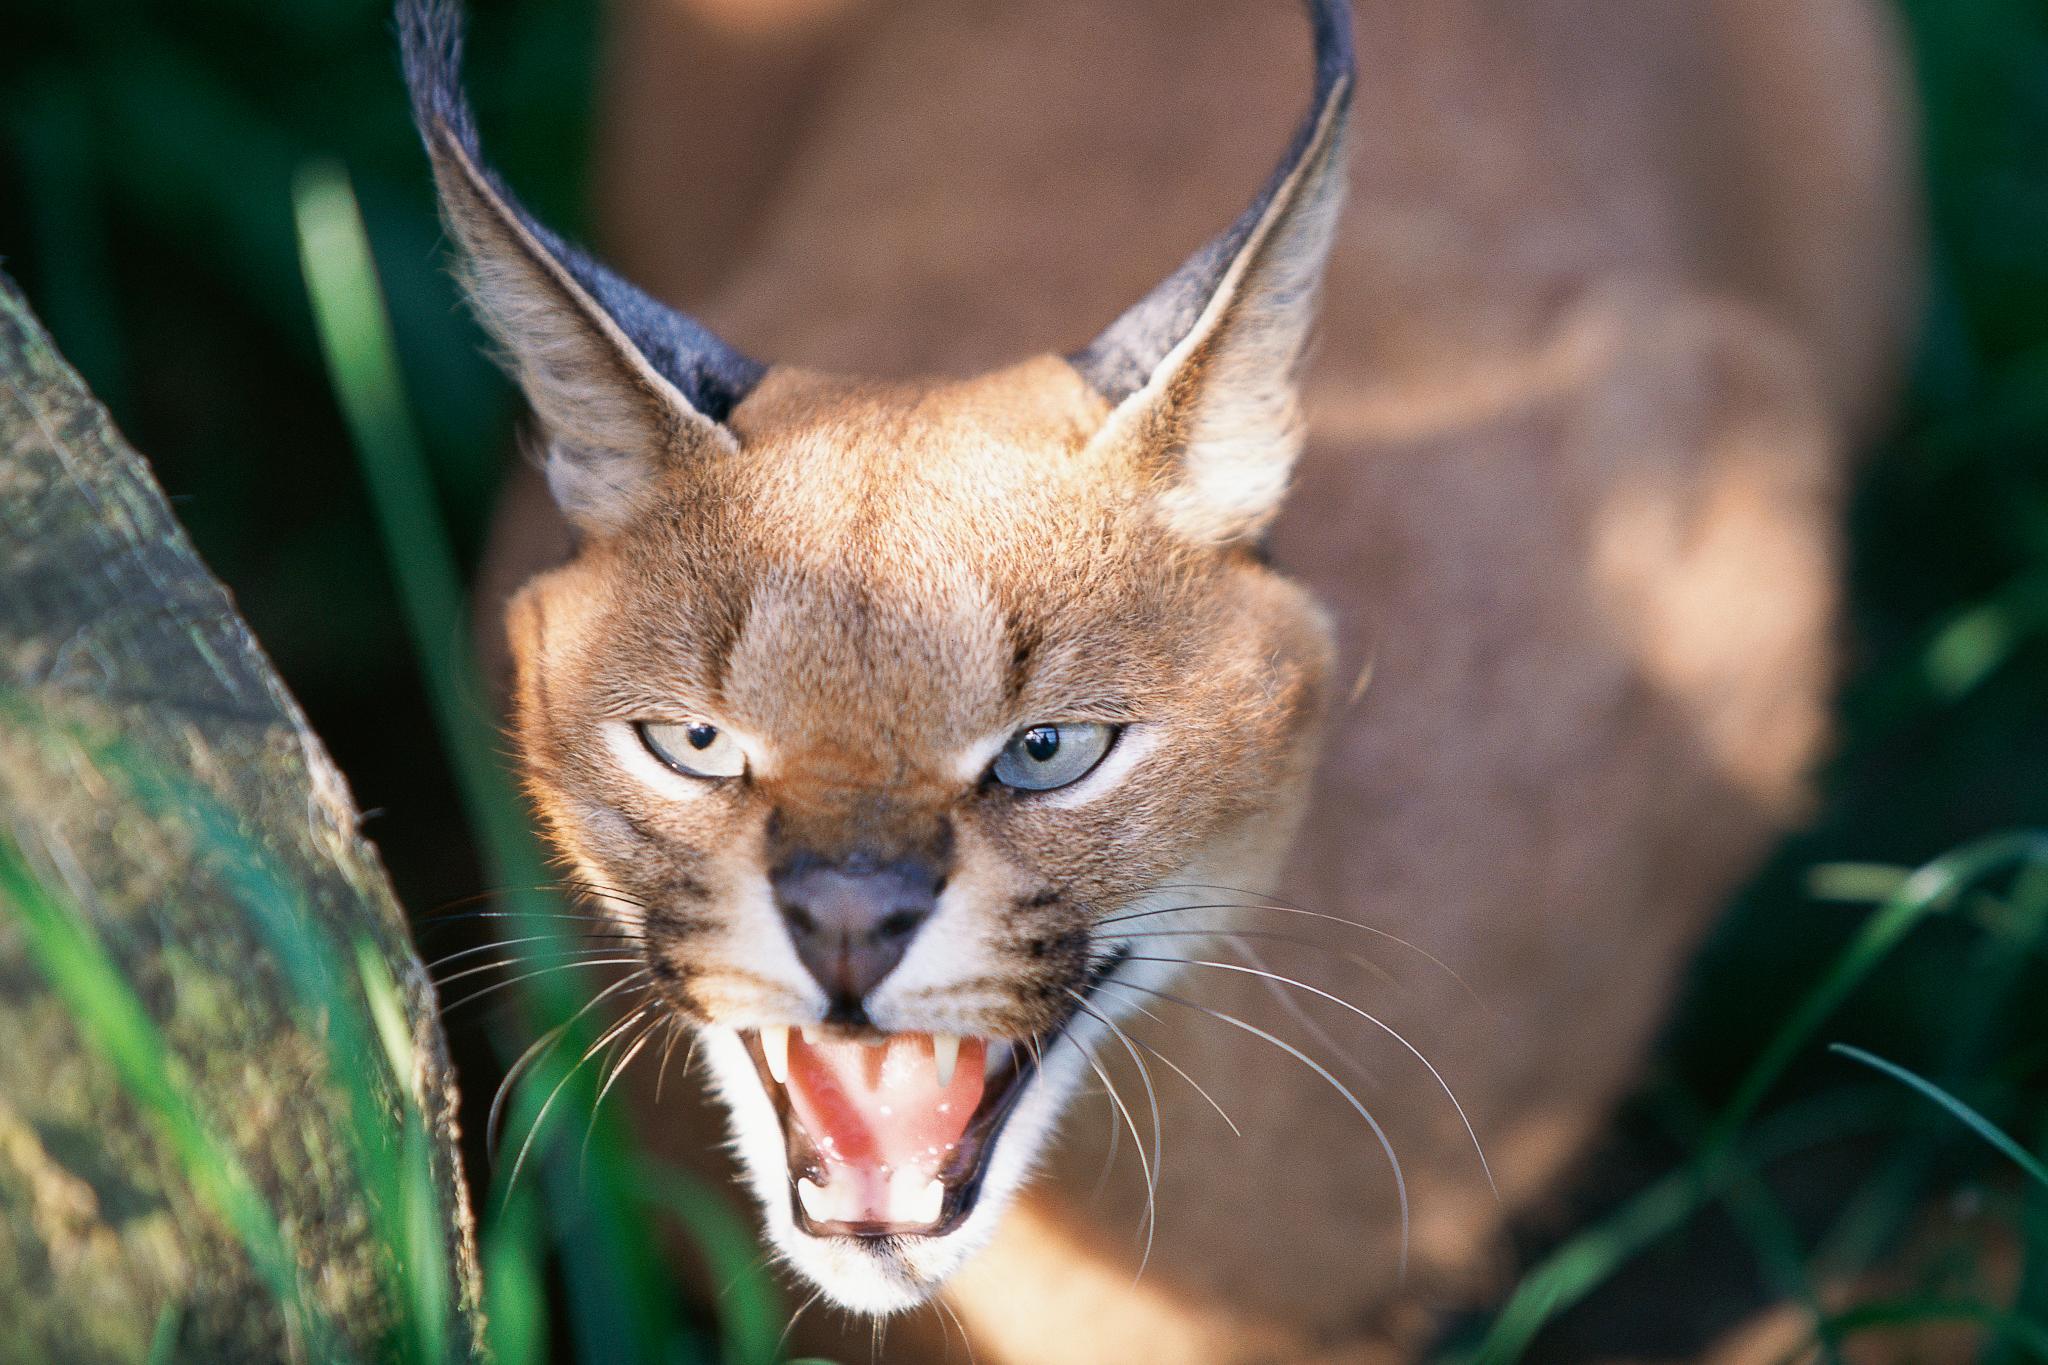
left=535, top=355, right=1221, bottom=757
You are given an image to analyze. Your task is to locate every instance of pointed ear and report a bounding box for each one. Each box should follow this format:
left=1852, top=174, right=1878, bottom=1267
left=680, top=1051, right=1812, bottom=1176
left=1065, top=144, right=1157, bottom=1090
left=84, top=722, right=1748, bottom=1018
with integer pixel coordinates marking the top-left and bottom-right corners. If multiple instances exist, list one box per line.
left=398, top=0, right=765, bottom=532
left=1070, top=0, right=1353, bottom=545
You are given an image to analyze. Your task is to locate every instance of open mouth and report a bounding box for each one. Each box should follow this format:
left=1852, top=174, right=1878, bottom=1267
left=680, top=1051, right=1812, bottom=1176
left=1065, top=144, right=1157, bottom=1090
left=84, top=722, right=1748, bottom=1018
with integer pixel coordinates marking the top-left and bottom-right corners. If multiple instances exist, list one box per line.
left=738, top=948, right=1128, bottom=1240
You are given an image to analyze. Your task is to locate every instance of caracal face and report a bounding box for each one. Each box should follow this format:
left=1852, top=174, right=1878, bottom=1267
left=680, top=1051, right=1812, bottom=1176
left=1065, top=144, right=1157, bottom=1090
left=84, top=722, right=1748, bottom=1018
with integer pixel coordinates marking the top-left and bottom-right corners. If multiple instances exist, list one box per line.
left=507, top=366, right=1333, bottom=1306
left=400, top=0, right=1350, bottom=1312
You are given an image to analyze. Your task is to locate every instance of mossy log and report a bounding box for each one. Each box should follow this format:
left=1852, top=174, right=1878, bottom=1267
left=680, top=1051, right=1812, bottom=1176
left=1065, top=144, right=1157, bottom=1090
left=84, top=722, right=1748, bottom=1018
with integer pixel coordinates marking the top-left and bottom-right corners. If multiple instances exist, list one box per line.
left=0, top=271, right=483, bottom=1361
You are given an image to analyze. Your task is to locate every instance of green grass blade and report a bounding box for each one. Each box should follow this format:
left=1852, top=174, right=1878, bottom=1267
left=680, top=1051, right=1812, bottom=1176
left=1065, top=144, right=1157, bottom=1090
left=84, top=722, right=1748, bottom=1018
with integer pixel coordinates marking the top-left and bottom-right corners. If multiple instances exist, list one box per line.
left=294, top=159, right=719, bottom=1363
left=638, top=1161, right=789, bottom=1365
left=291, top=159, right=544, bottom=891
left=1466, top=832, right=2048, bottom=1363
left=145, top=1299, right=183, bottom=1365
left=0, top=825, right=335, bottom=1358
left=1818, top=1298, right=2048, bottom=1357
left=1830, top=1044, right=2048, bottom=1190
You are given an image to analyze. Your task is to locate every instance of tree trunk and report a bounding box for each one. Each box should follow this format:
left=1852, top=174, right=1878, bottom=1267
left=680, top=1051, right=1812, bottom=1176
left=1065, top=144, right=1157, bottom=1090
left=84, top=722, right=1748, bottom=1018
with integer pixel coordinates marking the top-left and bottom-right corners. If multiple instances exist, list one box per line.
left=0, top=271, right=483, bottom=1361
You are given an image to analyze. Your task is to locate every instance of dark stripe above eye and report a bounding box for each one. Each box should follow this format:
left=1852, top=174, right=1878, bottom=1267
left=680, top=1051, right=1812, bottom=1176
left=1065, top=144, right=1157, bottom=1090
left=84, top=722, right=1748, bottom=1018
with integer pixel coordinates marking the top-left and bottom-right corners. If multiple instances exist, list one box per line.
left=1003, top=616, right=1041, bottom=704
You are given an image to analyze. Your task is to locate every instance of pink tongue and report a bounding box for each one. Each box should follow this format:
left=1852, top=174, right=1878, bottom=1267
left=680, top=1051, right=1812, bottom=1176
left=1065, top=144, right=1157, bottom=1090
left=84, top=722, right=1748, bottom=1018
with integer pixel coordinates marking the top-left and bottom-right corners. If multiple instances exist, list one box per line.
left=785, top=1033, right=986, bottom=1221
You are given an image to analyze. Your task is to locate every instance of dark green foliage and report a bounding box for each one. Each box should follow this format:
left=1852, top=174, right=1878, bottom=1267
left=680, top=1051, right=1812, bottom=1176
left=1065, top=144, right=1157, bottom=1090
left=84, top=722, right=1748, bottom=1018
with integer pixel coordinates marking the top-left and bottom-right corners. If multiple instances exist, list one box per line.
left=3, top=0, right=2045, bottom=1359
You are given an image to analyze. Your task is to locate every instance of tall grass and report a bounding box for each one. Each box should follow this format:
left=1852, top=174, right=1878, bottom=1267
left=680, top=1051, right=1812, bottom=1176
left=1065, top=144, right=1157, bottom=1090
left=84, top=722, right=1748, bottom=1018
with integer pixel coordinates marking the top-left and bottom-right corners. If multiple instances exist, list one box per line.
left=4, top=0, right=2045, bottom=1359
left=1453, top=0, right=2048, bottom=1354
left=0, top=725, right=454, bottom=1363
left=292, top=163, right=787, bottom=1365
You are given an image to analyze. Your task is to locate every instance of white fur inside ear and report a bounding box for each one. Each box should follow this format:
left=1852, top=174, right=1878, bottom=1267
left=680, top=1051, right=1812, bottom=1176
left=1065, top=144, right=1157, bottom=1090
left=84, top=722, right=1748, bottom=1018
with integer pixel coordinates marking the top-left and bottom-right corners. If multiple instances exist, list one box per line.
left=542, top=439, right=663, bottom=524
left=428, top=130, right=734, bottom=531
left=1093, top=115, right=1349, bottom=546
left=1038, top=724, right=1157, bottom=809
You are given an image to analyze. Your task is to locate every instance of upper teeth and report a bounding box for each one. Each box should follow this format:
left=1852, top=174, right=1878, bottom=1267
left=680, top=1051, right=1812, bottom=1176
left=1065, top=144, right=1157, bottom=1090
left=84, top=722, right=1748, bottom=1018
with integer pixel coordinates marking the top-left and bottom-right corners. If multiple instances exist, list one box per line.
left=759, top=1027, right=969, bottom=1087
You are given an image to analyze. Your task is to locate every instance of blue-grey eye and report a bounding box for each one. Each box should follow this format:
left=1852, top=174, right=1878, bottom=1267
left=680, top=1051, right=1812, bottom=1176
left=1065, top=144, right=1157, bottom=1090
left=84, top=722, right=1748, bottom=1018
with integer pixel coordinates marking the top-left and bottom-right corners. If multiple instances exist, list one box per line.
left=638, top=721, right=746, bottom=778
left=991, top=723, right=1117, bottom=792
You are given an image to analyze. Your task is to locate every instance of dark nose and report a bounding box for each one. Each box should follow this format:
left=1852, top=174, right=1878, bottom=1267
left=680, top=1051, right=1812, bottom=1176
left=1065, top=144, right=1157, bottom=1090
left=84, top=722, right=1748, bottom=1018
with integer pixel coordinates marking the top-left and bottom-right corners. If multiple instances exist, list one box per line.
left=772, top=855, right=940, bottom=1016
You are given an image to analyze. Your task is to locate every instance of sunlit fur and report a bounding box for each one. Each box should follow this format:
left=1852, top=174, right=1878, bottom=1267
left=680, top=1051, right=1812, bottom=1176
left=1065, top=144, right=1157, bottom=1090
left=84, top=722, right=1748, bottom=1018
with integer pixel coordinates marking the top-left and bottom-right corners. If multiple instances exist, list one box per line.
left=503, top=363, right=1337, bottom=1308
left=457, top=0, right=1923, bottom=1355
left=400, top=0, right=1357, bottom=1311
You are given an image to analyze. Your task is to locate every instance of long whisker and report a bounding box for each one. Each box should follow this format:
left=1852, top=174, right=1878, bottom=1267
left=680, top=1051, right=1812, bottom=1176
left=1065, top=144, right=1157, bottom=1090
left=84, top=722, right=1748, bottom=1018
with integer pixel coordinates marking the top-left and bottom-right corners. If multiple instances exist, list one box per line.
left=1063, top=1032, right=1156, bottom=1281
left=1235, top=936, right=1385, bottom=1090
left=415, top=909, right=617, bottom=933
left=488, top=971, right=652, bottom=1161
left=1122, top=955, right=1495, bottom=1197
left=936, top=1292, right=978, bottom=1365
left=504, top=1003, right=657, bottom=1200
left=416, top=884, right=606, bottom=919
left=425, top=931, right=643, bottom=974
left=775, top=1287, right=826, bottom=1362
left=1087, top=1066, right=1123, bottom=1206
left=1069, top=989, right=1240, bottom=1136
left=581, top=1008, right=669, bottom=1171
left=1100, top=926, right=1399, bottom=990
left=1100, top=896, right=1488, bottom=1012
left=1069, top=987, right=1165, bottom=1228
left=557, top=880, right=663, bottom=914
left=439, top=957, right=646, bottom=1015
left=1099, top=976, right=1410, bottom=1277
left=654, top=1015, right=690, bottom=1105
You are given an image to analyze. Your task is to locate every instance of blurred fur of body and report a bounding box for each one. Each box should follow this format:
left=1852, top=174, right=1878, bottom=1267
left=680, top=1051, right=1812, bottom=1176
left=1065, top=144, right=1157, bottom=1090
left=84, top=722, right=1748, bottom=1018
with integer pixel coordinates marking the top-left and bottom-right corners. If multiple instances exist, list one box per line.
left=478, top=0, right=1919, bottom=1357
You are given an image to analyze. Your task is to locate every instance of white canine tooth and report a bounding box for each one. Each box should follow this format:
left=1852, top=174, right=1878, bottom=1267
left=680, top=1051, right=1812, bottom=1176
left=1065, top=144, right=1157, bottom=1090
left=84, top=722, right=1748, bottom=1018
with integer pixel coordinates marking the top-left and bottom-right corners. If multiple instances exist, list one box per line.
left=762, top=1026, right=790, bottom=1086
left=933, top=1034, right=960, bottom=1088
left=916, top=1178, right=945, bottom=1226
left=800, top=1025, right=822, bottom=1045
left=796, top=1177, right=828, bottom=1222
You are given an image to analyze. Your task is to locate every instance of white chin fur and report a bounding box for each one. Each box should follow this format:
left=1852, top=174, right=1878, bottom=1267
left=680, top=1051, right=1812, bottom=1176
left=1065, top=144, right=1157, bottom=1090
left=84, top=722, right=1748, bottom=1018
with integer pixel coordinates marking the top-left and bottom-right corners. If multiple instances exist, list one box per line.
left=694, top=1001, right=1116, bottom=1314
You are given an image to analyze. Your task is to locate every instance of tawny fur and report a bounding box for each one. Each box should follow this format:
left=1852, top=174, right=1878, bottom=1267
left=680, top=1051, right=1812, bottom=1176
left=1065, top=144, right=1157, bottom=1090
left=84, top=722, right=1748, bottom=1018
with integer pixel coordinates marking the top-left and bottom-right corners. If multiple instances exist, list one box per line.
left=471, top=0, right=1921, bottom=1359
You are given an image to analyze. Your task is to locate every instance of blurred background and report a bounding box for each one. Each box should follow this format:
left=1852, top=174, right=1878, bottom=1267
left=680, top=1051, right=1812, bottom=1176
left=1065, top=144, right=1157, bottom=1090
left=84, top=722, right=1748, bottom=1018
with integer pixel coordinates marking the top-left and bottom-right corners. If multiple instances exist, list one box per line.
left=3, top=0, right=2046, bottom=1359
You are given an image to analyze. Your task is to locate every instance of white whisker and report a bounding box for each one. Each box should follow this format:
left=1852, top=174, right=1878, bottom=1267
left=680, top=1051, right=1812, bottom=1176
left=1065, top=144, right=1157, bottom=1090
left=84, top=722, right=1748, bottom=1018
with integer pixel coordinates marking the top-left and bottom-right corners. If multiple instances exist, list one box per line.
left=439, top=955, right=645, bottom=1013
left=487, top=970, right=652, bottom=1159
left=1099, top=976, right=1410, bottom=1278
left=504, top=1001, right=657, bottom=1200
left=1068, top=988, right=1165, bottom=1230
left=1101, top=892, right=1488, bottom=1013
left=1121, top=955, right=1495, bottom=1197
left=425, top=930, right=643, bottom=974
left=581, top=1008, right=669, bottom=1171
left=1063, top=1032, right=1157, bottom=1280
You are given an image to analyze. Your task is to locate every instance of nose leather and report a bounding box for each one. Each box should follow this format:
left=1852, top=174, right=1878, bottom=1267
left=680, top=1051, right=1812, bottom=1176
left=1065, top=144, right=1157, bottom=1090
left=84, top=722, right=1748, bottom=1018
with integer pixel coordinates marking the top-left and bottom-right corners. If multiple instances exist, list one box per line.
left=772, top=855, right=939, bottom=1014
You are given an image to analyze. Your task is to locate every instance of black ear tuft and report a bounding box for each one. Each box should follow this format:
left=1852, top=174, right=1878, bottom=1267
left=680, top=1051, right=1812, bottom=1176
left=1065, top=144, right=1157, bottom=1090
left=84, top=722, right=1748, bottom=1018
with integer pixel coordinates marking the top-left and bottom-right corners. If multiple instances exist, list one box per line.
left=1068, top=0, right=1355, bottom=545
left=396, top=0, right=764, bottom=438
left=1068, top=0, right=1355, bottom=407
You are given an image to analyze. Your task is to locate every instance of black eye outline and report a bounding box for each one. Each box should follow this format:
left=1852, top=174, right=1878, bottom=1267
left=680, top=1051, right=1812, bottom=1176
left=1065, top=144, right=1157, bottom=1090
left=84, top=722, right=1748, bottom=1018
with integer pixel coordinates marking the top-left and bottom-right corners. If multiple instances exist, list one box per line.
left=989, top=722, right=1122, bottom=793
left=635, top=720, right=747, bottom=780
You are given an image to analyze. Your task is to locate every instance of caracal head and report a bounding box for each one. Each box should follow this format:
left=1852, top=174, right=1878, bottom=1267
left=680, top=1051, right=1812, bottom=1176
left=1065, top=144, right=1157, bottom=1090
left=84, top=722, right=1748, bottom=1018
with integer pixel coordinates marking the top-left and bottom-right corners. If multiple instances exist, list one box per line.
left=400, top=0, right=1352, bottom=1313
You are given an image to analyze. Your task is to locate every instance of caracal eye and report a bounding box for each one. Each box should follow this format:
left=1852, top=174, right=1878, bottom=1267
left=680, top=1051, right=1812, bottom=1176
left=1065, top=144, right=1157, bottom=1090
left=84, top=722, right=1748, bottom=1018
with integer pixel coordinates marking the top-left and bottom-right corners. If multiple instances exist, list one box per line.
left=990, top=723, right=1118, bottom=792
left=636, top=720, right=747, bottom=779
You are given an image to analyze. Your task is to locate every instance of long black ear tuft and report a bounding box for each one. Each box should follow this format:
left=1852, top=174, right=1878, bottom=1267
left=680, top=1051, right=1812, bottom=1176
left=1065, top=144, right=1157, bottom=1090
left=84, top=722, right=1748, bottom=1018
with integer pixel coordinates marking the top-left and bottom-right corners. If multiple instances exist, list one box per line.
left=397, top=0, right=765, bottom=529
left=1071, top=0, right=1355, bottom=545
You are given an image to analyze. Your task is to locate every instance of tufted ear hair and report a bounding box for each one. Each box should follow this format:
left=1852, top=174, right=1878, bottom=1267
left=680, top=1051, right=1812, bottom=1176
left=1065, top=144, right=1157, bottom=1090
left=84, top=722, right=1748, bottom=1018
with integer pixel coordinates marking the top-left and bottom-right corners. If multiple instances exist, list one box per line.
left=397, top=0, right=765, bottom=532
left=1070, top=0, right=1354, bottom=546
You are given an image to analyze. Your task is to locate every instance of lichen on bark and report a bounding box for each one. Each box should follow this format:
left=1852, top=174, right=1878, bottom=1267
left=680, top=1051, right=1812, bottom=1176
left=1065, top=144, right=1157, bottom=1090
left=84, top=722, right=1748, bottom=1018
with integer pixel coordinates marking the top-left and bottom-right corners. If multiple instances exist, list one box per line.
left=0, top=270, right=483, bottom=1362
